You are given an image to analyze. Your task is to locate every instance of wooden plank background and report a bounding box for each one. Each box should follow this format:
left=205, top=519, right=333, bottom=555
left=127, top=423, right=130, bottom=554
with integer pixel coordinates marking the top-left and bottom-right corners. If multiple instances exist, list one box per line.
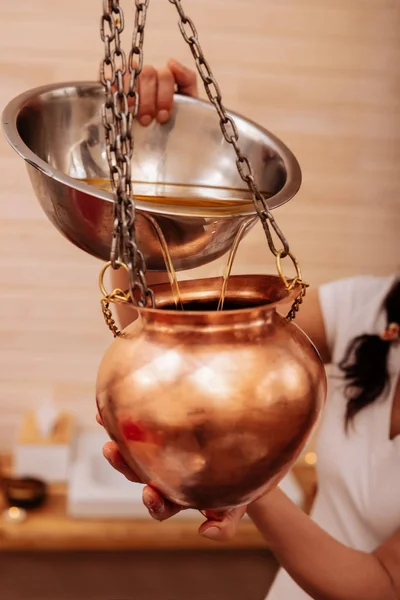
left=0, top=0, right=399, bottom=450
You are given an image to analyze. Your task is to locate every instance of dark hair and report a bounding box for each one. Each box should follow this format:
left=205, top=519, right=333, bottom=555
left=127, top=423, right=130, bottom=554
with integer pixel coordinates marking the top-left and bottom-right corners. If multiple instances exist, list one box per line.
left=339, top=279, right=400, bottom=427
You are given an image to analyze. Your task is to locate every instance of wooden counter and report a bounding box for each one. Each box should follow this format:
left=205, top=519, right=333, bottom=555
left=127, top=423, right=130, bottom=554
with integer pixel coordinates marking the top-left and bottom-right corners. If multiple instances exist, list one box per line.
left=0, top=455, right=316, bottom=552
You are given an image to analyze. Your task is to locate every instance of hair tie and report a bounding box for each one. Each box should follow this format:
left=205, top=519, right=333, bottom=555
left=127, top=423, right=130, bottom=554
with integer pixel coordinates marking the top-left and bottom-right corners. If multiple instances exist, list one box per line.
left=380, top=322, right=400, bottom=342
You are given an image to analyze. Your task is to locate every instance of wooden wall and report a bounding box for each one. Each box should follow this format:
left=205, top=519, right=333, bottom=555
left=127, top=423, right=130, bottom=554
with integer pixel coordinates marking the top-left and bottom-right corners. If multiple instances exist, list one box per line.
left=1, top=0, right=399, bottom=450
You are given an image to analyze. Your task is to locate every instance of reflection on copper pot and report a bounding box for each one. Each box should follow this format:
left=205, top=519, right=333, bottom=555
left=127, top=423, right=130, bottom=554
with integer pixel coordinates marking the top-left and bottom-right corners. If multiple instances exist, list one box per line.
left=96, top=275, right=327, bottom=511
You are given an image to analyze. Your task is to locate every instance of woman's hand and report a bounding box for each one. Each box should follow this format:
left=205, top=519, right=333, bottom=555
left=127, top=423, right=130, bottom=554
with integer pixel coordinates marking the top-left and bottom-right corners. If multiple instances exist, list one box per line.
left=97, top=414, right=247, bottom=540
left=132, top=58, right=198, bottom=127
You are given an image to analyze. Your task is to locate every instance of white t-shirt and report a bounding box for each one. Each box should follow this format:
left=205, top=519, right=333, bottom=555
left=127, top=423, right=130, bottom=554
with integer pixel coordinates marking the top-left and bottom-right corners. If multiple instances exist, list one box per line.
left=268, top=274, right=400, bottom=600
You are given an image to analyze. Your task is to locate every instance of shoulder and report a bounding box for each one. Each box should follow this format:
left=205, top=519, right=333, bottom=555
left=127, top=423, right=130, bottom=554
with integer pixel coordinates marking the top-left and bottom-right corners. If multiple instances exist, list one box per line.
left=318, top=274, right=397, bottom=357
left=319, top=274, right=393, bottom=313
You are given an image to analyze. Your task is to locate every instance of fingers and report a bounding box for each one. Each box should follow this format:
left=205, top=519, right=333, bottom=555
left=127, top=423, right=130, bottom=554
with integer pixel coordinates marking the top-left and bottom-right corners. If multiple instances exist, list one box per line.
left=137, top=61, right=196, bottom=126
left=102, top=441, right=142, bottom=483
left=103, top=441, right=182, bottom=521
left=168, top=58, right=198, bottom=98
left=198, top=505, right=247, bottom=542
left=156, top=66, right=175, bottom=124
left=142, top=485, right=182, bottom=522
left=137, top=65, right=158, bottom=126
left=106, top=60, right=197, bottom=127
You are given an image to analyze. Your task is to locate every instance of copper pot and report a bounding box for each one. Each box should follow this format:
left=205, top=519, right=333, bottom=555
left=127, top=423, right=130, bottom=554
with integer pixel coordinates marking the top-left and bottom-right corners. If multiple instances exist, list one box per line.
left=96, top=275, right=326, bottom=511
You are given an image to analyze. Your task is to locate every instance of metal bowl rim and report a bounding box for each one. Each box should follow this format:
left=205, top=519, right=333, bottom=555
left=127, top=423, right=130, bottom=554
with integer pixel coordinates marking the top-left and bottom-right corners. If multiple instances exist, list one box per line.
left=2, top=80, right=302, bottom=218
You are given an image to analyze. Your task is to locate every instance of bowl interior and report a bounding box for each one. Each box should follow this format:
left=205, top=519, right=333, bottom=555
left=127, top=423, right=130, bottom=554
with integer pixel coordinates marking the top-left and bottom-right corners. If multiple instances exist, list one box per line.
left=13, top=82, right=299, bottom=212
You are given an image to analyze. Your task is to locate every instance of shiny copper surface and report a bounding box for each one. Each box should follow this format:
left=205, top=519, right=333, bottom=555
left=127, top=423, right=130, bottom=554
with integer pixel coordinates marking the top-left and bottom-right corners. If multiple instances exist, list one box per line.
left=96, top=275, right=326, bottom=511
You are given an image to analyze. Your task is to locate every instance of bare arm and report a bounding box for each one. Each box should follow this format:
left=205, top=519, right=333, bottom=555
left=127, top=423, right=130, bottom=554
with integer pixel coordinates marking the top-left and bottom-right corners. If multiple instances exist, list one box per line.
left=245, top=488, right=399, bottom=600
left=102, top=441, right=400, bottom=600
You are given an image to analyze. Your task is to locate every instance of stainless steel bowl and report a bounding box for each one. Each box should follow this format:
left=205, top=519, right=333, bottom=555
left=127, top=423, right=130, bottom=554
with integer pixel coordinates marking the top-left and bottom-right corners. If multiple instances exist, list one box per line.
left=2, top=81, right=302, bottom=271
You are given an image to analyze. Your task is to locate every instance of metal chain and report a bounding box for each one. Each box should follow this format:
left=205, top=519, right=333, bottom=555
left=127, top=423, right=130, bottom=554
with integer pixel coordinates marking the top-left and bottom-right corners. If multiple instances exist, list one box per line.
left=286, top=285, right=308, bottom=322
left=98, top=261, right=134, bottom=336
left=168, top=0, right=310, bottom=321
left=100, top=285, right=132, bottom=337
left=168, top=0, right=290, bottom=259
left=101, top=297, right=121, bottom=337
left=99, top=0, right=307, bottom=323
left=100, top=0, right=154, bottom=308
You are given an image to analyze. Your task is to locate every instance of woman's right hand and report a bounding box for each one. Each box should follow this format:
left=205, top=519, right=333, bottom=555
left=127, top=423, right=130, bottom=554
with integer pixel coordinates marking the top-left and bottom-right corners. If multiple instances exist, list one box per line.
left=133, top=58, right=198, bottom=127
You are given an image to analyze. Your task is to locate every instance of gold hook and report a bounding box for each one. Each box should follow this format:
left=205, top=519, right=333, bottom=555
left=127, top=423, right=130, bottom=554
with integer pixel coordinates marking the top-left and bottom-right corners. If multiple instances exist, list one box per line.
left=98, top=260, right=131, bottom=302
left=276, top=250, right=306, bottom=291
left=275, top=250, right=309, bottom=322
left=98, top=261, right=133, bottom=337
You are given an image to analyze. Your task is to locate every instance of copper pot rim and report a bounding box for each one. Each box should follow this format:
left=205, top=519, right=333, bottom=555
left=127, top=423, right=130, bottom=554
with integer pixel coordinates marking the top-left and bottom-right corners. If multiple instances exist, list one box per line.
left=133, top=274, right=300, bottom=319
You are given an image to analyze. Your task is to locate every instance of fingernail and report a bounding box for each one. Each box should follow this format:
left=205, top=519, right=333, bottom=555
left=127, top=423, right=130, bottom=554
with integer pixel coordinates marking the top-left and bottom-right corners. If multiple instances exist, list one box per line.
left=139, top=115, right=152, bottom=126
left=157, top=109, right=170, bottom=124
left=201, top=527, right=221, bottom=540
left=147, top=499, right=165, bottom=516
left=102, top=447, right=113, bottom=462
left=143, top=489, right=165, bottom=514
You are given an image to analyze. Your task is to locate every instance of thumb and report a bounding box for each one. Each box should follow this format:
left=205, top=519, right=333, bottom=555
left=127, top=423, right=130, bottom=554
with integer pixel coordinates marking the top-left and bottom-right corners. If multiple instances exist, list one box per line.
left=199, top=505, right=247, bottom=542
left=168, top=58, right=198, bottom=98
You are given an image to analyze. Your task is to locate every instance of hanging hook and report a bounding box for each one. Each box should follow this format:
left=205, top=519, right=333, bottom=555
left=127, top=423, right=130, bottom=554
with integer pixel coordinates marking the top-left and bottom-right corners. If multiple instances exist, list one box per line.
left=98, top=260, right=132, bottom=302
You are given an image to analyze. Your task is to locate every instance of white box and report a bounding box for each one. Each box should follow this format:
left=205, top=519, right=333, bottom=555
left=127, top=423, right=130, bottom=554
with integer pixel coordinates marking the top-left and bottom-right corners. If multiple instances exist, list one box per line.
left=13, top=412, right=75, bottom=483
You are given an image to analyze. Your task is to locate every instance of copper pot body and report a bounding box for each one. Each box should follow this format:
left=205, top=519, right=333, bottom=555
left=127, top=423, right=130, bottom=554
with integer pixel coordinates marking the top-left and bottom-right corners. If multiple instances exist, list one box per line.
left=96, top=275, right=326, bottom=510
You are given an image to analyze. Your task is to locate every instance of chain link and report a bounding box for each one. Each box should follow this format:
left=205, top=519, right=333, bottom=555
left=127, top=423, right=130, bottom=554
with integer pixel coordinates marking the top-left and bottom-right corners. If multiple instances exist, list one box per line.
left=101, top=297, right=121, bottom=337
left=168, top=0, right=290, bottom=259
left=286, top=285, right=308, bottom=322
left=98, top=261, right=138, bottom=335
left=100, top=0, right=154, bottom=308
left=100, top=284, right=133, bottom=336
